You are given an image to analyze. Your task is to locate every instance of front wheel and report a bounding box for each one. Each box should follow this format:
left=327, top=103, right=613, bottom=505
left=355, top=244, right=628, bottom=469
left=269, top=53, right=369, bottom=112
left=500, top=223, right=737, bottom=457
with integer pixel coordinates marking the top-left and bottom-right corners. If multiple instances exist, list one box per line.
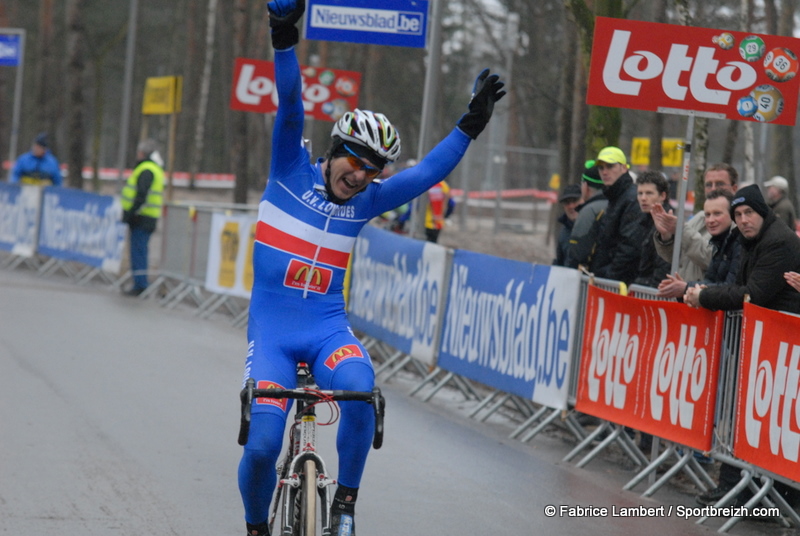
left=301, top=459, right=318, bottom=535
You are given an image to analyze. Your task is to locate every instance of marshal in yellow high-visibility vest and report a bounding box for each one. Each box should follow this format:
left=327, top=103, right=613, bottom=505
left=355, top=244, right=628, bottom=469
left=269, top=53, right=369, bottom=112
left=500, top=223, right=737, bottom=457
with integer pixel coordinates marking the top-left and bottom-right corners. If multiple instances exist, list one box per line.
left=120, top=139, right=166, bottom=296
left=121, top=160, right=165, bottom=220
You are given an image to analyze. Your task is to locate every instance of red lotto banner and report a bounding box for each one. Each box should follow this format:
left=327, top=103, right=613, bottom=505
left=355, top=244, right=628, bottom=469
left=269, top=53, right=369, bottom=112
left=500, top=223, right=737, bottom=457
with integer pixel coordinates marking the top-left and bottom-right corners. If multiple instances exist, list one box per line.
left=588, top=17, right=800, bottom=126
left=576, top=286, right=724, bottom=451
left=230, top=57, right=361, bottom=121
left=735, top=302, right=800, bottom=482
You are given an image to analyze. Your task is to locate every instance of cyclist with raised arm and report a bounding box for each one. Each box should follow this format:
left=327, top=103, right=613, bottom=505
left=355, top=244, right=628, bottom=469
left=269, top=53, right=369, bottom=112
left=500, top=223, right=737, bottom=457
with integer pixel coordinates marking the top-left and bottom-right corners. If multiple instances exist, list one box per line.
left=239, top=1, right=505, bottom=535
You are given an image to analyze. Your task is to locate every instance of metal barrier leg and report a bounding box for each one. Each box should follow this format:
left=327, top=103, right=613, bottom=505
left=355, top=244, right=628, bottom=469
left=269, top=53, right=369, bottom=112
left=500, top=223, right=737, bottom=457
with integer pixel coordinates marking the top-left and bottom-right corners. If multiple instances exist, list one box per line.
left=508, top=396, right=536, bottom=419
left=373, top=350, right=404, bottom=377
left=575, top=424, right=646, bottom=469
left=467, top=390, right=502, bottom=418
left=765, top=478, right=800, bottom=527
left=509, top=405, right=551, bottom=439
left=518, top=407, right=562, bottom=443
left=562, top=412, right=588, bottom=442
left=380, top=354, right=418, bottom=382
left=641, top=448, right=701, bottom=498
left=450, top=375, right=480, bottom=400
left=563, top=421, right=611, bottom=463
left=624, top=443, right=678, bottom=492
left=717, top=476, right=775, bottom=533
left=408, top=367, right=443, bottom=397
left=421, top=371, right=456, bottom=402
left=196, top=293, right=229, bottom=318
left=696, top=469, right=754, bottom=526
left=231, top=308, right=249, bottom=329
left=473, top=392, right=513, bottom=422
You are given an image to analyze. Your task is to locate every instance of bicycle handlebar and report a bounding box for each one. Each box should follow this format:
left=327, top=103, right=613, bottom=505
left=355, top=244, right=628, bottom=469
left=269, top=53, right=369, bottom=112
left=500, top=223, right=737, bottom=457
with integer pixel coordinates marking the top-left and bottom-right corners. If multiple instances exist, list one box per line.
left=238, top=379, right=385, bottom=449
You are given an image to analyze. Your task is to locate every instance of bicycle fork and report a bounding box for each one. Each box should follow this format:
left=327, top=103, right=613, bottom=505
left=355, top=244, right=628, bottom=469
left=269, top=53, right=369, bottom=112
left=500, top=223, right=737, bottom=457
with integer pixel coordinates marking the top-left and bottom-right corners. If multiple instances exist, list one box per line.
left=279, top=412, right=337, bottom=535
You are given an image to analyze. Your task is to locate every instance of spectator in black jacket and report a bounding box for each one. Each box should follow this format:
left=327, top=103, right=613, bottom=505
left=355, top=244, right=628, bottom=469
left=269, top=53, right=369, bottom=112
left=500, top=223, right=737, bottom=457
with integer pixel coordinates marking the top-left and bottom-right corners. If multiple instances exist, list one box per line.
left=657, top=189, right=741, bottom=298
left=685, top=184, right=800, bottom=313
left=588, top=146, right=646, bottom=285
left=553, top=183, right=582, bottom=266
left=685, top=184, right=800, bottom=507
left=633, top=171, right=672, bottom=288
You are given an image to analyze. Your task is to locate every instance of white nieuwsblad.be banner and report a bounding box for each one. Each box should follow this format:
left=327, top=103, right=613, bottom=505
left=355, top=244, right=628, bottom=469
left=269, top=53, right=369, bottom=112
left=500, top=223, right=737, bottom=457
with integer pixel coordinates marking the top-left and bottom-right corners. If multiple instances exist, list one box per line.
left=437, top=250, right=582, bottom=409
left=348, top=225, right=448, bottom=368
left=37, top=187, right=126, bottom=272
left=305, top=0, right=428, bottom=48
left=310, top=5, right=423, bottom=35
left=205, top=212, right=257, bottom=299
left=0, top=183, right=42, bottom=257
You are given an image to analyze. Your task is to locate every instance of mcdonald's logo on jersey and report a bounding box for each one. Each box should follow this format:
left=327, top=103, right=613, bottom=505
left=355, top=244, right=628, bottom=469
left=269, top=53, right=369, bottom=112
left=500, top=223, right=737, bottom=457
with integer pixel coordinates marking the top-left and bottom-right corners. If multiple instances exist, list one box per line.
left=284, top=258, right=333, bottom=294
left=324, top=344, right=364, bottom=370
left=255, top=380, right=288, bottom=411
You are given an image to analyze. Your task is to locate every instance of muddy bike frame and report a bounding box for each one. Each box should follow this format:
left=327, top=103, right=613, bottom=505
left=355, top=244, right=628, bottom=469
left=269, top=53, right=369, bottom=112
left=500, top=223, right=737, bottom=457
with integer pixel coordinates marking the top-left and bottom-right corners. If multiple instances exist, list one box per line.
left=239, top=363, right=385, bottom=536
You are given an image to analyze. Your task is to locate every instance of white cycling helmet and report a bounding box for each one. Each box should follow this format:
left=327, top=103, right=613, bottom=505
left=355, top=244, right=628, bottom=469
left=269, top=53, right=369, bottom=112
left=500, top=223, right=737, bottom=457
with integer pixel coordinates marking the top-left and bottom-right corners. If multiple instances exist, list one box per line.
left=331, top=109, right=401, bottom=163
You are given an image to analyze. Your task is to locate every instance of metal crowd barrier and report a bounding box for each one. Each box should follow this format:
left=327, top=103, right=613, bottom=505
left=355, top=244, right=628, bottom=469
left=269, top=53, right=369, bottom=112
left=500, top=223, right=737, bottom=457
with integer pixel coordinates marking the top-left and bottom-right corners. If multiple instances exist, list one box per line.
left=143, top=201, right=255, bottom=321
left=4, top=198, right=798, bottom=533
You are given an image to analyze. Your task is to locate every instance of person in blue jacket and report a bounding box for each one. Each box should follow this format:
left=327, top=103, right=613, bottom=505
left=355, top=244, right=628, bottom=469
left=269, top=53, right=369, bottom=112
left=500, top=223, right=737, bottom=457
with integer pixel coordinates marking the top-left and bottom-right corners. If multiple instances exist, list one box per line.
left=237, top=2, right=505, bottom=536
left=10, top=132, right=63, bottom=186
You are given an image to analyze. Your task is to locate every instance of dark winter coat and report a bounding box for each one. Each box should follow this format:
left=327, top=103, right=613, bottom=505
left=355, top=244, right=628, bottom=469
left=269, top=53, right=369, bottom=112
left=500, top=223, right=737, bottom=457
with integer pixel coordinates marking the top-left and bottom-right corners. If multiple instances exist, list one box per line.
left=699, top=211, right=800, bottom=313
left=567, top=192, right=608, bottom=269
left=696, top=226, right=741, bottom=287
left=589, top=172, right=646, bottom=285
left=554, top=212, right=575, bottom=267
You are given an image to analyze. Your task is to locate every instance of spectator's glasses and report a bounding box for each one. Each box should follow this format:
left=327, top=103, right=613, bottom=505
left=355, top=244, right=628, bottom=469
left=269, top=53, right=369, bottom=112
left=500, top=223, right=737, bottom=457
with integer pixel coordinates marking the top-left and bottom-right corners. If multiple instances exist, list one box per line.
left=342, top=145, right=382, bottom=179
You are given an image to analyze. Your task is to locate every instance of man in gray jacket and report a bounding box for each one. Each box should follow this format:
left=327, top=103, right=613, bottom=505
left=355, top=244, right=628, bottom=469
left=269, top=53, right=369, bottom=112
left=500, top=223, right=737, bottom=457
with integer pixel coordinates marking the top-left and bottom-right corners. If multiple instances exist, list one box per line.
left=764, top=175, right=796, bottom=232
left=651, top=163, right=738, bottom=282
left=567, top=160, right=607, bottom=269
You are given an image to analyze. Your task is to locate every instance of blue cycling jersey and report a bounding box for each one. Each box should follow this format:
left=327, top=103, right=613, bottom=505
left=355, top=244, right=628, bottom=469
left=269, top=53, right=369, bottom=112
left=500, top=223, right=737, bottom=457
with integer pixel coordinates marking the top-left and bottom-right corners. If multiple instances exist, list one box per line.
left=239, top=46, right=472, bottom=526
left=251, top=49, right=470, bottom=304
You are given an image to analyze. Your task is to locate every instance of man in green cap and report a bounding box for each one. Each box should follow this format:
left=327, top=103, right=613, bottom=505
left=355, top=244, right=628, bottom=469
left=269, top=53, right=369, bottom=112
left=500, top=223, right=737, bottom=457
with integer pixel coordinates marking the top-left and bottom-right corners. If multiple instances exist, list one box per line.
left=567, top=160, right=608, bottom=269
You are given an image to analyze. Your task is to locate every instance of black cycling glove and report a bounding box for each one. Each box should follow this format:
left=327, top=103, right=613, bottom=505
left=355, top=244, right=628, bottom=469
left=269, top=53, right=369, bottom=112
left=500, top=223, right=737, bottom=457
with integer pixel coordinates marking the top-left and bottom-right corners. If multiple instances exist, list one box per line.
left=268, top=0, right=305, bottom=50
left=456, top=68, right=507, bottom=140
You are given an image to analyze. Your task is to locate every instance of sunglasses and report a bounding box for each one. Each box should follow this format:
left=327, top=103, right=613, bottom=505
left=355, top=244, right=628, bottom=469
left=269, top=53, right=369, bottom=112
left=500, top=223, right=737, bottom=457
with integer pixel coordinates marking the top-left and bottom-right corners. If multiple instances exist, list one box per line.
left=342, top=144, right=382, bottom=179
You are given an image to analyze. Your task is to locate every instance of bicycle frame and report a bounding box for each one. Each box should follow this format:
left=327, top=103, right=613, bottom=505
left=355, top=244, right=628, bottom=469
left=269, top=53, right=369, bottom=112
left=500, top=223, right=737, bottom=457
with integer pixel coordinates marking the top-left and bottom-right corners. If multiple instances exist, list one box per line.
left=239, top=363, right=385, bottom=536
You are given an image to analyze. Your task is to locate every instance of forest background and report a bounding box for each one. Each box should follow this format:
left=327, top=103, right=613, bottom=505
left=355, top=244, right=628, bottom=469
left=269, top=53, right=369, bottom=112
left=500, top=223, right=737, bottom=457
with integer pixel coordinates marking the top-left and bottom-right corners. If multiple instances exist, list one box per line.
left=0, top=0, right=798, bottom=210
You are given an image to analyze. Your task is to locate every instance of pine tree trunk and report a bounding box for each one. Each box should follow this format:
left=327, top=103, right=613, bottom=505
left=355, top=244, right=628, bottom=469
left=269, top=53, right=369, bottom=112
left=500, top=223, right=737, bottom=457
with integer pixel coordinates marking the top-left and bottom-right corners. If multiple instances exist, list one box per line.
left=66, top=0, right=86, bottom=189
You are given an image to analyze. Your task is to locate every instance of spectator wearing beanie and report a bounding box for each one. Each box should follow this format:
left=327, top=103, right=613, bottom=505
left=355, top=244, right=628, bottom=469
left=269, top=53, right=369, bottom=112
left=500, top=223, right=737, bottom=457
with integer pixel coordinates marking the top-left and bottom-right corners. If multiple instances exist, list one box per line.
left=567, top=160, right=609, bottom=269
left=685, top=184, right=800, bottom=508
left=685, top=184, right=800, bottom=313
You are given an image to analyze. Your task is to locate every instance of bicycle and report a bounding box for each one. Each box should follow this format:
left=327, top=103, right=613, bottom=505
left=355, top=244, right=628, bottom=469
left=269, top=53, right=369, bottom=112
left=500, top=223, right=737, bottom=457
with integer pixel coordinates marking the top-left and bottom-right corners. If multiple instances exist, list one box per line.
left=238, top=362, right=385, bottom=536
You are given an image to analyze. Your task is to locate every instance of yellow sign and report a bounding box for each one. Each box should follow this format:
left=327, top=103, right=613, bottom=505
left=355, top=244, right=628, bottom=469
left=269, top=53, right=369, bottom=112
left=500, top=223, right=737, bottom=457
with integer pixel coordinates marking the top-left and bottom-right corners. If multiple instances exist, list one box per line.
left=243, top=224, right=256, bottom=292
left=549, top=173, right=561, bottom=190
left=142, top=76, right=183, bottom=115
left=631, top=137, right=683, bottom=167
left=218, top=221, right=240, bottom=288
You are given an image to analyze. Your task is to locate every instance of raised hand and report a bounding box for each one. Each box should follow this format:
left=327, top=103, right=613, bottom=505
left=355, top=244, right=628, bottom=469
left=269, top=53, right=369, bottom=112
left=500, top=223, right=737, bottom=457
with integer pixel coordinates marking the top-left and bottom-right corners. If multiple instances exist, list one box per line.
left=650, top=203, right=678, bottom=240
left=456, top=68, right=507, bottom=139
left=268, top=0, right=305, bottom=49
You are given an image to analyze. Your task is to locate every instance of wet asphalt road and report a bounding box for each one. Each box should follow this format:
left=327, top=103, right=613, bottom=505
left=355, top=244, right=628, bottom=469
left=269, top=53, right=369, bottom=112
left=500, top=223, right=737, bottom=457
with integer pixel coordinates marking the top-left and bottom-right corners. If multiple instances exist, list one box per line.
left=0, top=266, right=791, bottom=535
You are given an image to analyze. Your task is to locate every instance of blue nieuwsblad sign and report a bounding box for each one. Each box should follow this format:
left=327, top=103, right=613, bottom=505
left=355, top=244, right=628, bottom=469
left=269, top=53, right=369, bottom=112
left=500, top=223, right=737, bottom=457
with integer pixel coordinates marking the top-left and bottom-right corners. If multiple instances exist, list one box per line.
left=0, top=34, right=21, bottom=66
left=305, top=0, right=428, bottom=48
